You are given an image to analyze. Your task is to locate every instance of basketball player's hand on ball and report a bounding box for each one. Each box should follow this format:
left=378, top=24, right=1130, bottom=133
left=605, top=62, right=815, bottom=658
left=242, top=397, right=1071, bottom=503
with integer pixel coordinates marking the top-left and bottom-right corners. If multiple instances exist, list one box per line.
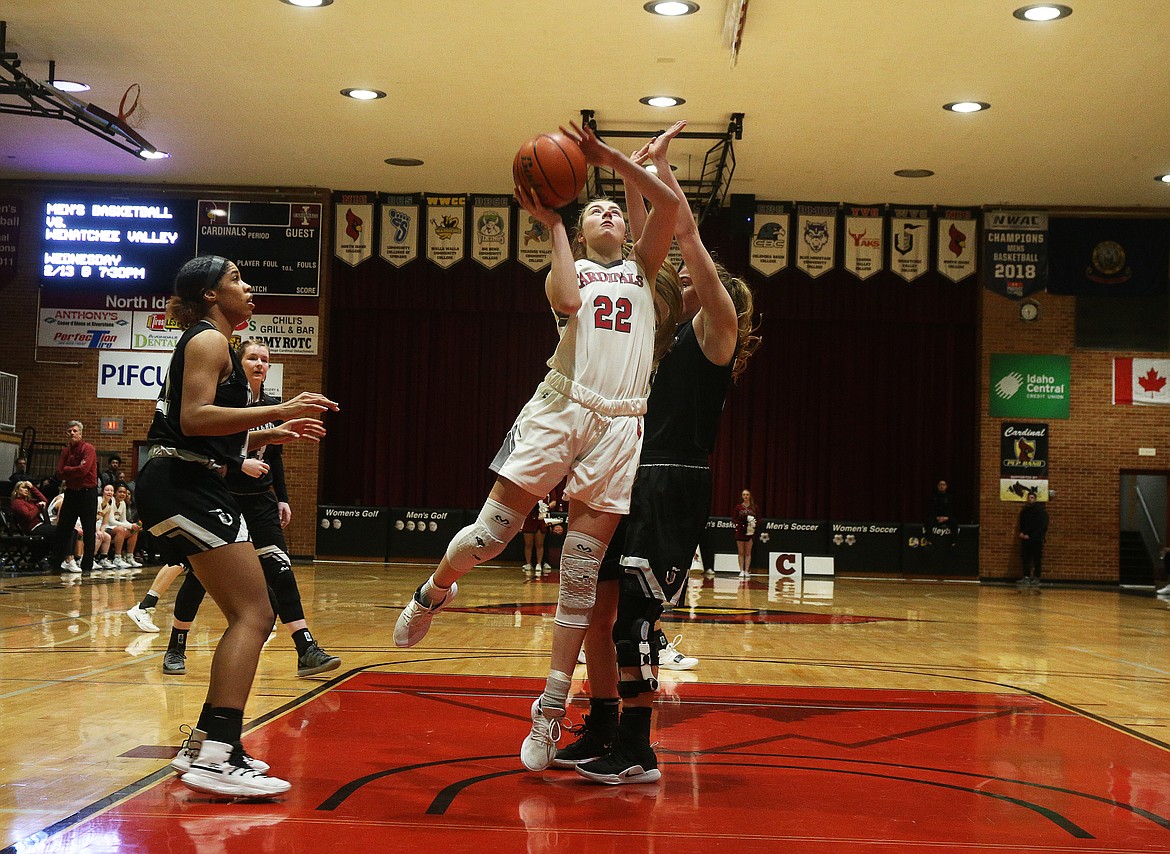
left=515, top=184, right=560, bottom=227
left=560, top=121, right=617, bottom=169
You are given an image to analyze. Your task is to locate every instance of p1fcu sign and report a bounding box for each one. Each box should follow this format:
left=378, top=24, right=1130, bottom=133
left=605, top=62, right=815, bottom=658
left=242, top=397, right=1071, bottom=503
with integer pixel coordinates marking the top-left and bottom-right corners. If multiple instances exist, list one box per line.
left=97, top=352, right=170, bottom=399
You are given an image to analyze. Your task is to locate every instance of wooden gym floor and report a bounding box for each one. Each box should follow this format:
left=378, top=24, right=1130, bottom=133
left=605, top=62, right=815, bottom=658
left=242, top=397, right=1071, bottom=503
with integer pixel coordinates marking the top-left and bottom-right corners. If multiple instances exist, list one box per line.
left=1, top=562, right=1169, bottom=853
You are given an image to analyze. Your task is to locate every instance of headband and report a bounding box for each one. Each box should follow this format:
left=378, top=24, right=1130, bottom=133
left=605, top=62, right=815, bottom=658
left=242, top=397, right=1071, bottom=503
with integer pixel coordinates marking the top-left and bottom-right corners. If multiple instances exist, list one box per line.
left=203, top=255, right=229, bottom=291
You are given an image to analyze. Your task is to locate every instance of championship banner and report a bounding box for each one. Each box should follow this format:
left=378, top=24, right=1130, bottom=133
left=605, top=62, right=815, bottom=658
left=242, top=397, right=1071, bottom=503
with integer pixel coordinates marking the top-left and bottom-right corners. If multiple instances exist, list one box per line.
left=937, top=208, right=978, bottom=283
left=749, top=201, right=791, bottom=277
left=842, top=204, right=883, bottom=281
left=0, top=198, right=19, bottom=287
left=1113, top=358, right=1170, bottom=405
left=379, top=194, right=420, bottom=268
left=516, top=209, right=553, bottom=272
left=333, top=191, right=375, bottom=268
left=469, top=195, right=512, bottom=270
left=795, top=202, right=837, bottom=279
left=889, top=206, right=930, bottom=282
left=424, top=194, right=466, bottom=269
left=1048, top=217, right=1170, bottom=295
left=982, top=210, right=1048, bottom=299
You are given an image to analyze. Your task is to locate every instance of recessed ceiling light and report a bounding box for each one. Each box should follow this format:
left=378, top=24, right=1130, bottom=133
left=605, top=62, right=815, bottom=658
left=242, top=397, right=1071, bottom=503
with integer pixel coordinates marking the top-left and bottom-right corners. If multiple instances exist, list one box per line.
left=138, top=149, right=170, bottom=160
left=385, top=158, right=424, bottom=167
left=49, top=79, right=89, bottom=93
left=341, top=88, right=386, bottom=100
left=640, top=96, right=686, bottom=108
left=643, top=1, right=699, bottom=15
left=894, top=169, right=934, bottom=178
left=1013, top=4, right=1072, bottom=21
left=280, top=0, right=333, bottom=7
left=1156, top=175, right=1170, bottom=184
left=944, top=101, right=990, bottom=113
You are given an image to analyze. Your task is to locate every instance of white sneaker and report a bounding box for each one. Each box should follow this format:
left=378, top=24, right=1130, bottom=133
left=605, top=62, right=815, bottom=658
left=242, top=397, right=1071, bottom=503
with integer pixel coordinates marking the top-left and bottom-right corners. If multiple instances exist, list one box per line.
left=62, top=558, right=80, bottom=573
left=112, top=555, right=129, bottom=569
left=522, top=564, right=533, bottom=577
left=99, top=556, right=115, bottom=569
left=180, top=739, right=288, bottom=798
left=128, top=556, right=144, bottom=568
left=171, top=726, right=270, bottom=774
left=1157, top=583, right=1170, bottom=596
left=659, top=634, right=698, bottom=671
left=520, top=697, right=563, bottom=771
left=542, top=563, right=553, bottom=574
left=126, top=604, right=160, bottom=633
left=577, top=649, right=587, bottom=665
left=393, top=581, right=458, bottom=648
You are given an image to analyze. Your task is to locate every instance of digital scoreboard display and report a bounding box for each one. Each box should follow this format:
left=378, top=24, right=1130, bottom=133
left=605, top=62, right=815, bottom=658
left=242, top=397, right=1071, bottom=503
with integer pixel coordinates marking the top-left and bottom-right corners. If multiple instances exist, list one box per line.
left=40, top=195, right=196, bottom=291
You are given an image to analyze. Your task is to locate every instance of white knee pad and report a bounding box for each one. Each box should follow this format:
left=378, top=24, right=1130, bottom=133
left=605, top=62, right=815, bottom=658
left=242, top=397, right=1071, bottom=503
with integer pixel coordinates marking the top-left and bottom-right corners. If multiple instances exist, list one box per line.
left=554, top=531, right=607, bottom=629
left=444, top=498, right=519, bottom=572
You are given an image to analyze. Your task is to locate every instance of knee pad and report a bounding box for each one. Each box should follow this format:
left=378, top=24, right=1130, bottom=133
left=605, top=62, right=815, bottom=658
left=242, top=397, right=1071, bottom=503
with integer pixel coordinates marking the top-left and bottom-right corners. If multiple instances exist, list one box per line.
left=553, top=531, right=606, bottom=629
left=444, top=498, right=519, bottom=572
left=613, top=574, right=663, bottom=698
left=257, top=545, right=305, bottom=623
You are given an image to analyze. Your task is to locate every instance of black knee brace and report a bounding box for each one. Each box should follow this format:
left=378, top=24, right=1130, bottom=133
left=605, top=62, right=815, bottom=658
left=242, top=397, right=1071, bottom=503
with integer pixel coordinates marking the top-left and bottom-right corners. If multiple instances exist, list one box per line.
left=173, top=571, right=207, bottom=623
left=257, top=545, right=305, bottom=624
left=613, top=573, right=664, bottom=699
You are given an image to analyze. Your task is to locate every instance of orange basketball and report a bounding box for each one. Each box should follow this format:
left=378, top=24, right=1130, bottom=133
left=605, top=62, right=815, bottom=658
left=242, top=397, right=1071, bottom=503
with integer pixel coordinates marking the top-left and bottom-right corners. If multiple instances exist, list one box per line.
left=513, top=131, right=587, bottom=209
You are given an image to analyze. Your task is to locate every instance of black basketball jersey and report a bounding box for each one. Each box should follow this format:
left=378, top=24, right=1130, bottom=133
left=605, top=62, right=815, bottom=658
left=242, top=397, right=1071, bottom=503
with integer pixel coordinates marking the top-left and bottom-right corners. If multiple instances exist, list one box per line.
left=641, top=319, right=735, bottom=465
left=224, top=389, right=286, bottom=497
left=147, top=320, right=250, bottom=467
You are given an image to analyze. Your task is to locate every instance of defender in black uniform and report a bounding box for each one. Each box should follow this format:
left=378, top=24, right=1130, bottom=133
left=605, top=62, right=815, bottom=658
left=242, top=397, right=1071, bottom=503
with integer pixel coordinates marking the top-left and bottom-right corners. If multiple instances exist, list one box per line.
left=555, top=125, right=761, bottom=784
left=161, top=340, right=340, bottom=680
left=136, top=255, right=337, bottom=799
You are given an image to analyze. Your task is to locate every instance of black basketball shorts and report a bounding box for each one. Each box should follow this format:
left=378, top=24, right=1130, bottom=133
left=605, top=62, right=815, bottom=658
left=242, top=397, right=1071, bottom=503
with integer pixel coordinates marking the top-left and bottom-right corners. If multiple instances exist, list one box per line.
left=137, top=458, right=249, bottom=562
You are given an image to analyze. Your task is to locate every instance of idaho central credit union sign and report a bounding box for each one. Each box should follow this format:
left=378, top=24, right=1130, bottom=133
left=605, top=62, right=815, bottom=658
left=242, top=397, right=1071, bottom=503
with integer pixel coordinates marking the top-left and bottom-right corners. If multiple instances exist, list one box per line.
left=989, top=354, right=1070, bottom=419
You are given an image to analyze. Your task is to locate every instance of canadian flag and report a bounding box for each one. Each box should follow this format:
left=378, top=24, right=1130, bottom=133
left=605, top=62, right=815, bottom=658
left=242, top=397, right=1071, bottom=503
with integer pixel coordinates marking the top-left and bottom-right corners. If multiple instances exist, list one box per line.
left=1113, top=358, right=1170, bottom=405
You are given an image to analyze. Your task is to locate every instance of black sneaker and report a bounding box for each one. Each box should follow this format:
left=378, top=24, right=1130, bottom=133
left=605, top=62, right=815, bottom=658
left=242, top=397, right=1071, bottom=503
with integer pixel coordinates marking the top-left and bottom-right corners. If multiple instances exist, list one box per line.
left=553, top=716, right=614, bottom=768
left=576, top=738, right=661, bottom=785
left=162, top=649, right=186, bottom=675
left=296, top=642, right=341, bottom=677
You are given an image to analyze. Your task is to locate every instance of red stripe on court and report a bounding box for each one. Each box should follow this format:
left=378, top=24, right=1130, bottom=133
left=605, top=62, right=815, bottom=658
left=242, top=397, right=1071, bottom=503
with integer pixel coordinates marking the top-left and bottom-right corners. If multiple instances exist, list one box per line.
left=21, top=672, right=1170, bottom=853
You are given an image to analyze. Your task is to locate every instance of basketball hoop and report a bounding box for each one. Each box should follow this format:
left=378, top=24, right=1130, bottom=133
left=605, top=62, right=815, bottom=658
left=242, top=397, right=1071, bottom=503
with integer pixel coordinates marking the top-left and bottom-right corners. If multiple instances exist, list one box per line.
left=117, top=83, right=151, bottom=130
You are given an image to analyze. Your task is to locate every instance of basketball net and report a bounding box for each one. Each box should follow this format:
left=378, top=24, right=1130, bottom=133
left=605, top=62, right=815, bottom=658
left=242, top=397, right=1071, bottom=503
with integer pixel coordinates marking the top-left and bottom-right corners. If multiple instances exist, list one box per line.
left=117, top=83, right=150, bottom=130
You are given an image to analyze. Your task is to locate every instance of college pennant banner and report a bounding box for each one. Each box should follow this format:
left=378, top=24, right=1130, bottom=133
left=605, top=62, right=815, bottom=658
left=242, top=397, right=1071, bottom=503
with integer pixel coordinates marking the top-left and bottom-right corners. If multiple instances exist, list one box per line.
left=425, top=194, right=466, bottom=269
left=937, top=208, right=978, bottom=283
left=889, top=206, right=930, bottom=282
left=842, top=204, right=884, bottom=281
left=1048, top=217, right=1170, bottom=296
left=379, top=194, right=420, bottom=268
left=982, top=210, right=1048, bottom=299
left=795, top=202, right=837, bottom=279
left=333, top=191, right=375, bottom=267
left=1113, top=358, right=1170, bottom=405
left=749, top=201, right=791, bottom=277
left=516, top=207, right=553, bottom=272
left=469, top=195, right=512, bottom=270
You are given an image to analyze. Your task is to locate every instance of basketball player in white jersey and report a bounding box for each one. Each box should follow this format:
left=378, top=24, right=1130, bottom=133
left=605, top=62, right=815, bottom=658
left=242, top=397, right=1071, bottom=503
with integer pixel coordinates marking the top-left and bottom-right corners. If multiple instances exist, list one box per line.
left=395, top=120, right=682, bottom=773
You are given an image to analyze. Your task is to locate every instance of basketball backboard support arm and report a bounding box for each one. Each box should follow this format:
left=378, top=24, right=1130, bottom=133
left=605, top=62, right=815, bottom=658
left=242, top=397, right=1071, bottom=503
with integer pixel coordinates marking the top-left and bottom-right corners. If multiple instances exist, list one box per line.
left=0, top=20, right=163, bottom=158
left=580, top=109, right=743, bottom=226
